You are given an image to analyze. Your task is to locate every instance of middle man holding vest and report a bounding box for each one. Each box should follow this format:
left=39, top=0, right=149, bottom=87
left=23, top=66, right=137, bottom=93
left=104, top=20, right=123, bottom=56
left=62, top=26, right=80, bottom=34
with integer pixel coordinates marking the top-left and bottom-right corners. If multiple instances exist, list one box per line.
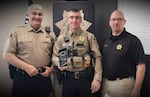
left=52, top=9, right=102, bottom=97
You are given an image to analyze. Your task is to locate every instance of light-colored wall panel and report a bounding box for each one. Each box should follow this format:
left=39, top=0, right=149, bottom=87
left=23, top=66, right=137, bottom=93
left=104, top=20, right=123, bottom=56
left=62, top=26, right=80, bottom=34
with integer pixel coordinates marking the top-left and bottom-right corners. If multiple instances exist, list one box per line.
left=118, top=0, right=150, bottom=55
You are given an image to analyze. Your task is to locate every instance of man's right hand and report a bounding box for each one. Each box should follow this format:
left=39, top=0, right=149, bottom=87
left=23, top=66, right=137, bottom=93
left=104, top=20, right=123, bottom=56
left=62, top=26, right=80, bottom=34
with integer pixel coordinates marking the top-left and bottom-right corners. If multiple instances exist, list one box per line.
left=24, top=65, right=39, bottom=77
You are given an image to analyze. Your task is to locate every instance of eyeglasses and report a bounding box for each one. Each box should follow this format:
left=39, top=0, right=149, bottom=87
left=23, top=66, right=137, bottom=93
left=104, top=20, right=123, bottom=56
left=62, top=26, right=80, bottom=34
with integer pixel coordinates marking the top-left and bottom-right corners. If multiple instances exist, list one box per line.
left=110, top=18, right=125, bottom=22
left=31, top=12, right=43, bottom=16
left=69, top=16, right=81, bottom=20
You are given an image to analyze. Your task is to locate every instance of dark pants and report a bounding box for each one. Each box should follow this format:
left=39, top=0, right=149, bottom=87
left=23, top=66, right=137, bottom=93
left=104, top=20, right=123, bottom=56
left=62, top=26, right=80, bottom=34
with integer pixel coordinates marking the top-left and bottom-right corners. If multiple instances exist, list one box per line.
left=62, top=67, right=95, bottom=97
left=12, top=71, right=53, bottom=97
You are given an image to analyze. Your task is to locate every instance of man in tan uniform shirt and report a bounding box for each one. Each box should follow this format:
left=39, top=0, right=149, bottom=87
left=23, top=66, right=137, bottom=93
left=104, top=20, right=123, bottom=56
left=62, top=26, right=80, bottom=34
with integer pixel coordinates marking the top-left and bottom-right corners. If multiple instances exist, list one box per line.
left=52, top=9, right=102, bottom=97
left=3, top=4, right=56, bottom=97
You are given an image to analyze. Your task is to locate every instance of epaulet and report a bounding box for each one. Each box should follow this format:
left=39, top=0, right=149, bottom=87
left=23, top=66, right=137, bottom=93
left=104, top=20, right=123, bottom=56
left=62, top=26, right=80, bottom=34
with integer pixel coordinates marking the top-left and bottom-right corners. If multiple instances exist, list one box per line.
left=9, top=25, right=26, bottom=37
left=14, top=25, right=27, bottom=32
left=16, top=25, right=26, bottom=28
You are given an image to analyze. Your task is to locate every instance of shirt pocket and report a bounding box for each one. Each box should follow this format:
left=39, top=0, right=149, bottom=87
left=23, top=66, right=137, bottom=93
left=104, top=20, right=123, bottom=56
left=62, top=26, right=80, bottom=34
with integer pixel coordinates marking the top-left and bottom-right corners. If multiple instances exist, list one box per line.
left=41, top=37, right=51, bottom=54
left=18, top=36, right=32, bottom=54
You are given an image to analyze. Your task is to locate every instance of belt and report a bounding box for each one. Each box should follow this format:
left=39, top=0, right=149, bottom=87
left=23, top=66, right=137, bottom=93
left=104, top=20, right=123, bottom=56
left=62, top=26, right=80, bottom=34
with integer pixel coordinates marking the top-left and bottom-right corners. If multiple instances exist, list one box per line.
left=14, top=68, right=49, bottom=78
left=16, top=68, right=27, bottom=74
left=105, top=76, right=133, bottom=81
left=63, top=67, right=94, bottom=79
left=9, top=64, right=48, bottom=79
left=15, top=67, right=46, bottom=75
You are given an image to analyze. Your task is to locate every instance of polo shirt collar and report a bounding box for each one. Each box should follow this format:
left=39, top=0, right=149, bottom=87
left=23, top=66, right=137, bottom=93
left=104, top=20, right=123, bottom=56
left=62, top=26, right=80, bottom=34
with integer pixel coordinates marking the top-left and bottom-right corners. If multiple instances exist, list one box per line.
left=110, top=28, right=126, bottom=41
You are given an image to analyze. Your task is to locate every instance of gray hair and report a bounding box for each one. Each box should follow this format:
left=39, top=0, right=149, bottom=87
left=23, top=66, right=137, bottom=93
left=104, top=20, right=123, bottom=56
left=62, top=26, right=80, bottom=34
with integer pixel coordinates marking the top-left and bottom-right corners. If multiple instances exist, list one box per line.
left=26, top=4, right=43, bottom=14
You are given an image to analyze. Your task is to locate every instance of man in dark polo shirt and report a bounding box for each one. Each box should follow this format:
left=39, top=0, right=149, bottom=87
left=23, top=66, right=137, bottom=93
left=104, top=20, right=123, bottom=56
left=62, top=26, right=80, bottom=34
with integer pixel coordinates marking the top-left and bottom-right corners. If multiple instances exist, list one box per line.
left=101, top=10, right=146, bottom=97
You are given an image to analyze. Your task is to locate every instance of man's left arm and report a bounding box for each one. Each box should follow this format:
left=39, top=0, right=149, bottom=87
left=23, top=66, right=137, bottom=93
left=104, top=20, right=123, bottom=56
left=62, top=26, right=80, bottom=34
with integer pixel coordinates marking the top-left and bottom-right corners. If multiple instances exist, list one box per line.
left=88, top=33, right=102, bottom=93
left=131, top=63, right=146, bottom=97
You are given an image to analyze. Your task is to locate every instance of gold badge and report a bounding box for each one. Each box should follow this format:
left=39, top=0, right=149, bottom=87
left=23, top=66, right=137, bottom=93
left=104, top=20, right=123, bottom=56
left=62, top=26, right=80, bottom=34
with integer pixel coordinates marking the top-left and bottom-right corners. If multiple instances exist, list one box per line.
left=116, top=44, right=122, bottom=50
left=79, top=36, right=84, bottom=41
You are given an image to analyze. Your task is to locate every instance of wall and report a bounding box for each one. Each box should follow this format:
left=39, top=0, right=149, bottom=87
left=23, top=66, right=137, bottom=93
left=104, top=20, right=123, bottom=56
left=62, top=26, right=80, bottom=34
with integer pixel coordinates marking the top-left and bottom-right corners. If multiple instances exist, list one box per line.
left=91, top=0, right=117, bottom=47
left=0, top=1, right=27, bottom=96
left=118, top=0, right=150, bottom=55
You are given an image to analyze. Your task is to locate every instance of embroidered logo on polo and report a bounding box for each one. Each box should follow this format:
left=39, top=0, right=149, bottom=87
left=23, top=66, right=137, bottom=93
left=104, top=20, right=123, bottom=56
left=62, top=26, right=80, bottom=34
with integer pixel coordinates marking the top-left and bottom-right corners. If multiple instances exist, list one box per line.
left=116, top=44, right=122, bottom=50
left=79, top=36, right=84, bottom=41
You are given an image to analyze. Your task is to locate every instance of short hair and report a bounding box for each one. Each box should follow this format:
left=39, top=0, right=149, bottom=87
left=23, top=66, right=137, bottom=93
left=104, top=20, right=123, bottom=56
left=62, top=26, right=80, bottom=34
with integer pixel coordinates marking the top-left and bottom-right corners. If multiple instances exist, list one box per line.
left=67, top=8, right=80, bottom=12
left=26, top=4, right=43, bottom=14
left=110, top=10, right=125, bottom=19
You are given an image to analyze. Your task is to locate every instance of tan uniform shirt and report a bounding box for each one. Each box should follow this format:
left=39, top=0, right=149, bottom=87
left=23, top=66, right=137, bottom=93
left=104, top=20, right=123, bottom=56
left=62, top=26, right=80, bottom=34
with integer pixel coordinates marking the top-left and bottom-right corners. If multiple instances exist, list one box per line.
left=3, top=24, right=56, bottom=67
left=52, top=28, right=102, bottom=81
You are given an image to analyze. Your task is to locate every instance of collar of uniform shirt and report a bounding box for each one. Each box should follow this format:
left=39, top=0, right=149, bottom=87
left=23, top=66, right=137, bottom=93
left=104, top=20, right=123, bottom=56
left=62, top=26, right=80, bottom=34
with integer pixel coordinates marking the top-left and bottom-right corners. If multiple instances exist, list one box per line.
left=26, top=24, right=45, bottom=33
left=32, top=29, right=42, bottom=33
left=69, top=28, right=82, bottom=36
